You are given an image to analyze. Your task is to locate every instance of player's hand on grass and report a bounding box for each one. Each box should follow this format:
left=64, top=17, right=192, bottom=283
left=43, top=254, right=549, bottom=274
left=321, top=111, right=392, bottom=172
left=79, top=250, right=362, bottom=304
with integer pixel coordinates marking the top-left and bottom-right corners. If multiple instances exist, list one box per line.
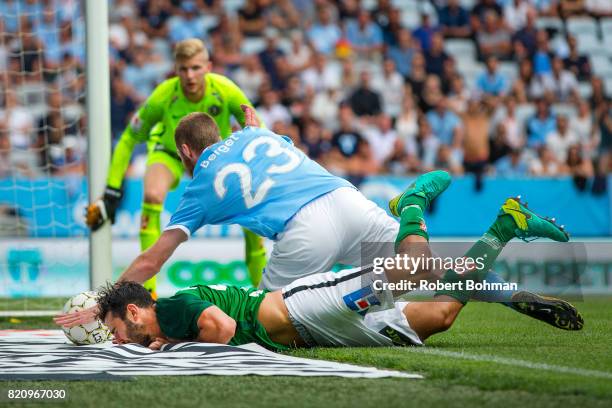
left=240, top=104, right=261, bottom=128
left=53, top=304, right=99, bottom=328
left=85, top=186, right=123, bottom=231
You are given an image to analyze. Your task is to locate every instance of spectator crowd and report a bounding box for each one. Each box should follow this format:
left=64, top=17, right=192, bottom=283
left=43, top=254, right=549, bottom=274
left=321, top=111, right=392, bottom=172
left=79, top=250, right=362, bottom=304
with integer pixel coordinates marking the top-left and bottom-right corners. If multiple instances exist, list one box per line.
left=1, top=0, right=611, bottom=193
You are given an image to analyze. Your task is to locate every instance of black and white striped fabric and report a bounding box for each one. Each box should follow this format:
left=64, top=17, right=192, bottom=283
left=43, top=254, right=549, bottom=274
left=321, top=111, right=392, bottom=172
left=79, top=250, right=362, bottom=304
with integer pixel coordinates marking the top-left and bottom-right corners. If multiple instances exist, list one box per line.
left=0, top=330, right=421, bottom=380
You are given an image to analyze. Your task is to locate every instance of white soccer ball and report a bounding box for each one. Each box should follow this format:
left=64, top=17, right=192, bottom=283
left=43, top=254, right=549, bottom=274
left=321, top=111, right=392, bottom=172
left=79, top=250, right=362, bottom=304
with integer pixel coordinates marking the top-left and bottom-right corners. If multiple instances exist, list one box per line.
left=62, top=291, right=112, bottom=345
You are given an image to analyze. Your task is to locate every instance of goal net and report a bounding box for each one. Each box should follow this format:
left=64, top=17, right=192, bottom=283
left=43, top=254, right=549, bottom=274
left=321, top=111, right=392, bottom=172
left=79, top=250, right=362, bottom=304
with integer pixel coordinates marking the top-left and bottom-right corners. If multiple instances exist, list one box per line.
left=0, top=1, right=255, bottom=317
left=0, top=0, right=101, bottom=316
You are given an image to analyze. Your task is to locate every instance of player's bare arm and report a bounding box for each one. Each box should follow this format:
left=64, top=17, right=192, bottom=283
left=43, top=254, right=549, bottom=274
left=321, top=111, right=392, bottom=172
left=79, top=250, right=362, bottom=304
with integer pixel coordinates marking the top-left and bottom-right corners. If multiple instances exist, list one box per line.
left=197, top=306, right=237, bottom=344
left=54, top=229, right=186, bottom=327
left=146, top=309, right=236, bottom=349
left=118, top=228, right=187, bottom=284
left=53, top=302, right=100, bottom=327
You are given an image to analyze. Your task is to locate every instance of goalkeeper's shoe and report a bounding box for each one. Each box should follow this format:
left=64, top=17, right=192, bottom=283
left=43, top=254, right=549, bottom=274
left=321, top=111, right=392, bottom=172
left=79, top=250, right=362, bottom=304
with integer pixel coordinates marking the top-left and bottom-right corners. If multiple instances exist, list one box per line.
left=511, top=291, right=584, bottom=331
left=85, top=186, right=123, bottom=231
left=389, top=170, right=451, bottom=216
left=499, top=196, right=569, bottom=242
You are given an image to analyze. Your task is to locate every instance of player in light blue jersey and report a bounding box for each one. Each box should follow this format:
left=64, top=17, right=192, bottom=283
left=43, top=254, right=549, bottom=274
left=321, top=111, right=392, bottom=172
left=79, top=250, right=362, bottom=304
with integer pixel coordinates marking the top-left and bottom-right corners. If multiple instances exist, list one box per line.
left=56, top=106, right=583, bottom=331
left=166, top=125, right=353, bottom=240
left=114, top=105, right=401, bottom=290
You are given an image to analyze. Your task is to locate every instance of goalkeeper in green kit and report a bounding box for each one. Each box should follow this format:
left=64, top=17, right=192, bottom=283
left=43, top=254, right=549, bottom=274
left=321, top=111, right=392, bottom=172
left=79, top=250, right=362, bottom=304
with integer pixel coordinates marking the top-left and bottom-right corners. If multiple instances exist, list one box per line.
left=85, top=38, right=267, bottom=296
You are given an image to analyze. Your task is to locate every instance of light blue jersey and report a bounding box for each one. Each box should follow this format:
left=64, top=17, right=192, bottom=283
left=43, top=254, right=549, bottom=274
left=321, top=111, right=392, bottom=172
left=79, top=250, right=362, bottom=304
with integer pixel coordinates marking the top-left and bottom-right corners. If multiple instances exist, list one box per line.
left=167, top=127, right=354, bottom=239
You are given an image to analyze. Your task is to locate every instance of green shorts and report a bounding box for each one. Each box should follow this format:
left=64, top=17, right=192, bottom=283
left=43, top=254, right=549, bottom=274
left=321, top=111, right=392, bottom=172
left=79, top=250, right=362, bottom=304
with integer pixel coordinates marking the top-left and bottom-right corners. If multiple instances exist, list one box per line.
left=147, top=144, right=185, bottom=190
left=146, top=123, right=184, bottom=190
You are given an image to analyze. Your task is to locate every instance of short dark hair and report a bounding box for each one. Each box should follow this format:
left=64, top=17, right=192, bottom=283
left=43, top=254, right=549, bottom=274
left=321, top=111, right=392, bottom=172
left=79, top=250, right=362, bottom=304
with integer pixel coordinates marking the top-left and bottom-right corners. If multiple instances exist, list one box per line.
left=96, top=281, right=155, bottom=321
left=175, top=112, right=221, bottom=153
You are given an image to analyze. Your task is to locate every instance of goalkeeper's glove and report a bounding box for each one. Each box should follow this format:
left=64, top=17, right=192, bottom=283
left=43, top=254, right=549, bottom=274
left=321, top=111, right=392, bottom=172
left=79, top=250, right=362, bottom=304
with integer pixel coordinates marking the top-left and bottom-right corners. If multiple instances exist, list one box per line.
left=85, top=186, right=123, bottom=231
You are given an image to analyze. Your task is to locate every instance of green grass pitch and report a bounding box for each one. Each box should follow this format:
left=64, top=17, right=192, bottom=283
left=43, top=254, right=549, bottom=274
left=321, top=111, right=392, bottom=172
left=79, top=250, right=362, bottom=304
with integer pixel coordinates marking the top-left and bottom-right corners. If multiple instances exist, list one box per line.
left=1, top=297, right=611, bottom=408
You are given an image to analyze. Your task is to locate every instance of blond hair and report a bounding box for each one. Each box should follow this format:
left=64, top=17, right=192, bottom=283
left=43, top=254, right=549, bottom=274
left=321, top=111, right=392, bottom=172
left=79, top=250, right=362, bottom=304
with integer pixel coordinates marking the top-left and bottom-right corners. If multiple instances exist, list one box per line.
left=173, top=38, right=209, bottom=61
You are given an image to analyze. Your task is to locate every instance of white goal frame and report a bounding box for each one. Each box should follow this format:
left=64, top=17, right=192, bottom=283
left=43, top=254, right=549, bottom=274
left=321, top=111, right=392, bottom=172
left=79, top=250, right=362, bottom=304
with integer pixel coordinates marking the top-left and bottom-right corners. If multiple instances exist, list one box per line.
left=0, top=0, right=112, bottom=317
left=85, top=0, right=112, bottom=291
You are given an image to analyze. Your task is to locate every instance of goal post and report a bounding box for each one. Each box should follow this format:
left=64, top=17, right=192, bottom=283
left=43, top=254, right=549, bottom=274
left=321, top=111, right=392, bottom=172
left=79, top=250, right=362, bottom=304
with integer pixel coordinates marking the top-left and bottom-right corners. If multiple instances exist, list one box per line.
left=85, top=0, right=111, bottom=290
left=0, top=0, right=112, bottom=316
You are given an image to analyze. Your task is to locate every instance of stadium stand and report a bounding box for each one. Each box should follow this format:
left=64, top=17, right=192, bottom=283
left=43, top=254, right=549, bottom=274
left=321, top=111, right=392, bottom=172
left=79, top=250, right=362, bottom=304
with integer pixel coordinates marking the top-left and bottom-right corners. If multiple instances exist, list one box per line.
left=1, top=0, right=610, bottom=194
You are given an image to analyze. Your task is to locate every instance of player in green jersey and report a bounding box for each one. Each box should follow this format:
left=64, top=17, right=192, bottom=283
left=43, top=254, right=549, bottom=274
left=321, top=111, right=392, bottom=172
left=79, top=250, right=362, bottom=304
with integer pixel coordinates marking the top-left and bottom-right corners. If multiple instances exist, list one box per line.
left=85, top=39, right=267, bottom=296
left=97, top=175, right=582, bottom=351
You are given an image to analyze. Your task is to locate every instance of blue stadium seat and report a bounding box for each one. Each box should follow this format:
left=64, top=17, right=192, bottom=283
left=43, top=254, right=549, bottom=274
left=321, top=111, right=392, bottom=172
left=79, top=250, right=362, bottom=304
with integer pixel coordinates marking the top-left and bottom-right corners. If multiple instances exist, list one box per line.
left=455, top=54, right=479, bottom=72
left=28, top=104, right=48, bottom=122
left=604, top=42, right=612, bottom=58
left=515, top=103, right=536, bottom=127
left=566, top=17, right=598, bottom=37
left=201, top=15, right=219, bottom=33
left=550, top=34, right=570, bottom=57
left=599, top=17, right=612, bottom=38
left=590, top=55, right=612, bottom=77
left=601, top=18, right=612, bottom=46
left=536, top=17, right=563, bottom=33
left=459, top=0, right=477, bottom=8
left=576, top=34, right=607, bottom=56
left=444, top=39, right=476, bottom=59
left=457, top=61, right=483, bottom=90
left=362, top=0, right=377, bottom=11
left=241, top=37, right=266, bottom=55
left=277, top=38, right=292, bottom=55
left=392, top=0, right=419, bottom=11
left=400, top=9, right=420, bottom=29
left=605, top=78, right=612, bottom=97
left=578, top=82, right=593, bottom=99
left=16, top=82, right=46, bottom=107
left=326, top=60, right=343, bottom=79
left=62, top=104, right=84, bottom=123
left=223, top=0, right=245, bottom=14
left=553, top=103, right=577, bottom=119
left=355, top=59, right=383, bottom=77
left=499, top=62, right=519, bottom=81
left=152, top=38, right=172, bottom=60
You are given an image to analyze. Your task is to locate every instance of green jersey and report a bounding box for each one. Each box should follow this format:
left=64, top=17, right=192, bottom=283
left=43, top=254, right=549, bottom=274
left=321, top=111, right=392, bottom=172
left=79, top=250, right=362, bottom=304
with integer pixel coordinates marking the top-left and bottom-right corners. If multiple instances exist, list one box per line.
left=107, top=73, right=253, bottom=189
left=155, top=285, right=287, bottom=351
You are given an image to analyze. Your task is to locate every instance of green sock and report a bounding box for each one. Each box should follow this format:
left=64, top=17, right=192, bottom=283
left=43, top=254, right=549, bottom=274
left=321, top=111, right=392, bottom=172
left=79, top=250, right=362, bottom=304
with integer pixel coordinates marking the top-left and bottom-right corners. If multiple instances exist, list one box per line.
left=140, top=202, right=162, bottom=250
left=395, top=204, right=429, bottom=250
left=487, top=214, right=517, bottom=244
left=140, top=202, right=163, bottom=295
left=435, top=232, right=506, bottom=304
left=435, top=269, right=468, bottom=303
left=402, top=193, right=427, bottom=212
left=242, top=227, right=265, bottom=286
left=242, top=227, right=264, bottom=253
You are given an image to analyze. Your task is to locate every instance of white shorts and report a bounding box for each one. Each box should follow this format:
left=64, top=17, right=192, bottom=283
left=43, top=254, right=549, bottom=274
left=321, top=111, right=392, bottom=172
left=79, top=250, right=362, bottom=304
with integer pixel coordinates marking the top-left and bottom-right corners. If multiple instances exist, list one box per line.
left=281, top=268, right=423, bottom=347
left=261, top=187, right=399, bottom=290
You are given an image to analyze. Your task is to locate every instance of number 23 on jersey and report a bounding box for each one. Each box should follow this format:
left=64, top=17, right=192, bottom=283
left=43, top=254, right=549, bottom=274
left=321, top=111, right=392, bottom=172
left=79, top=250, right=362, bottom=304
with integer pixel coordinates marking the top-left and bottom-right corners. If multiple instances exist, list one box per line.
left=214, top=136, right=302, bottom=209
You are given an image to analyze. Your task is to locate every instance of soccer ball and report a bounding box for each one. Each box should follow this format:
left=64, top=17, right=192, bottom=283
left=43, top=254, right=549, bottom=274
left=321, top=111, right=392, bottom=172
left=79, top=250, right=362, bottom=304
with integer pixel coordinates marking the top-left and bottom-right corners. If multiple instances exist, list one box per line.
left=62, top=291, right=112, bottom=345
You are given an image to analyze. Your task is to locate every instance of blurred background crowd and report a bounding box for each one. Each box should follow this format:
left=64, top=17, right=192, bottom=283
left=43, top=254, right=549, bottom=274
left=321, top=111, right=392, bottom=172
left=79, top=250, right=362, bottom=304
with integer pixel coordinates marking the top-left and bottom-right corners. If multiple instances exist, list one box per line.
left=1, top=0, right=611, bottom=192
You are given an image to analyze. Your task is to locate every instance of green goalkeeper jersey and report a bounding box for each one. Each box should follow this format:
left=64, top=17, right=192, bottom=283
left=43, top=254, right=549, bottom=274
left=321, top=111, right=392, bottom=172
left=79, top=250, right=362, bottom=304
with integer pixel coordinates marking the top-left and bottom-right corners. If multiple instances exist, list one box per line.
left=155, top=285, right=287, bottom=351
left=107, top=73, right=253, bottom=189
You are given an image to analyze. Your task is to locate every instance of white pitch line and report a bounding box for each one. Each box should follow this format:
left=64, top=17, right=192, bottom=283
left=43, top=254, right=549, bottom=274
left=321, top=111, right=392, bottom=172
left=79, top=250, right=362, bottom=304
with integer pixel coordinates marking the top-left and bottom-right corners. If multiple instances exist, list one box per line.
left=406, top=348, right=612, bottom=380
left=0, top=310, right=59, bottom=317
